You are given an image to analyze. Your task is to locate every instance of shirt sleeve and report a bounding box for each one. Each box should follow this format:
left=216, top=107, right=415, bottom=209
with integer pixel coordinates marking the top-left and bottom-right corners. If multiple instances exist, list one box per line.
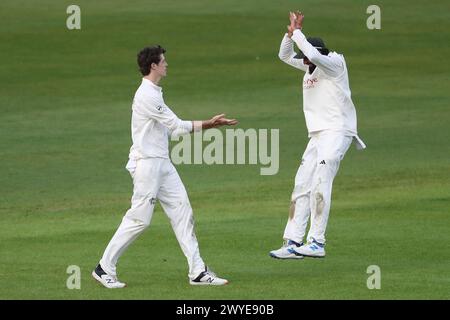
left=138, top=96, right=193, bottom=137
left=291, top=29, right=344, bottom=78
left=278, top=33, right=308, bottom=72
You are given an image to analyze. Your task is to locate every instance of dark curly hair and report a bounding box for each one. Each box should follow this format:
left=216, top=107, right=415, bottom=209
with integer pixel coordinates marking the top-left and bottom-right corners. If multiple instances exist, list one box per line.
left=137, top=45, right=166, bottom=76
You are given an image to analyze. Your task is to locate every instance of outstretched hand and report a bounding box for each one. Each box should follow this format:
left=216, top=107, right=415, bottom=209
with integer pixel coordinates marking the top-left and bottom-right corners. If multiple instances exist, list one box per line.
left=207, top=114, right=238, bottom=128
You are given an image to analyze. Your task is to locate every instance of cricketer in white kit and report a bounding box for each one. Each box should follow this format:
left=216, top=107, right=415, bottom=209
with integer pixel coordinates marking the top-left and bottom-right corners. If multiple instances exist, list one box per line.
left=92, top=45, right=237, bottom=288
left=270, top=12, right=366, bottom=259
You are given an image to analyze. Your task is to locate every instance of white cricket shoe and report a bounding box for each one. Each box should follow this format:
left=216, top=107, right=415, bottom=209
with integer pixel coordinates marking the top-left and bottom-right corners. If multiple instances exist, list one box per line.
left=92, top=264, right=127, bottom=289
left=293, top=240, right=326, bottom=258
left=269, top=240, right=304, bottom=259
left=189, top=266, right=229, bottom=286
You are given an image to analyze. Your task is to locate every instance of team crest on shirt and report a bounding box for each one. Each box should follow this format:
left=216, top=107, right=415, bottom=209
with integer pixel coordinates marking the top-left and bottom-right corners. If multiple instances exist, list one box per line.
left=156, top=105, right=166, bottom=113
left=303, top=78, right=318, bottom=89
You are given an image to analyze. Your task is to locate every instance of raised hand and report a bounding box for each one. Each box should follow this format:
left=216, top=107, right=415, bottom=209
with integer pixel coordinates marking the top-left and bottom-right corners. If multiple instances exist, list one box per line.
left=294, top=11, right=304, bottom=30
left=287, top=11, right=296, bottom=37
left=287, top=11, right=304, bottom=37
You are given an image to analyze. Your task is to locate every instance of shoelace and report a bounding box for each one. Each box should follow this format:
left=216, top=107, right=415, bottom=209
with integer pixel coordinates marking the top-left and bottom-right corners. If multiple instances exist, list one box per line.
left=104, top=274, right=118, bottom=282
left=205, top=267, right=217, bottom=277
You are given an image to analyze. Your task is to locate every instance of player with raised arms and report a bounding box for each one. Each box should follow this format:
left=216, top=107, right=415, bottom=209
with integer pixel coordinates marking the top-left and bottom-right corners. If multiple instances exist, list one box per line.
left=270, top=11, right=366, bottom=259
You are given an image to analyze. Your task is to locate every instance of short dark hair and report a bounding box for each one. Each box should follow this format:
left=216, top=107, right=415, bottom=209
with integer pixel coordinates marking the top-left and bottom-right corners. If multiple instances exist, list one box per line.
left=137, top=45, right=166, bottom=76
left=318, top=48, right=330, bottom=56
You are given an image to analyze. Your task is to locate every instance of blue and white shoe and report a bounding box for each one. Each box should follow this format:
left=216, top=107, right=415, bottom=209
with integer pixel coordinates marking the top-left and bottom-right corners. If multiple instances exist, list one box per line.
left=269, top=240, right=304, bottom=259
left=293, top=239, right=325, bottom=258
left=92, top=264, right=127, bottom=288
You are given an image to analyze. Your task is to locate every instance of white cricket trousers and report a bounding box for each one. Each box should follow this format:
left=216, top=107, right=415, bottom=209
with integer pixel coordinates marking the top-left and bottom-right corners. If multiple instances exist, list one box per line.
left=100, top=158, right=205, bottom=280
left=283, top=131, right=353, bottom=245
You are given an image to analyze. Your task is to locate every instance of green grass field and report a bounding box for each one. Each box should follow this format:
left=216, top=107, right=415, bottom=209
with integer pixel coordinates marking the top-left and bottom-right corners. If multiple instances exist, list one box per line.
left=0, top=0, right=449, bottom=299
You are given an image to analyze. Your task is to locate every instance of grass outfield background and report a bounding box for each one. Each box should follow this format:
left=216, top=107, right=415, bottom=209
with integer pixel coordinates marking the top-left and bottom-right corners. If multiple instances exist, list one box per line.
left=0, top=0, right=449, bottom=299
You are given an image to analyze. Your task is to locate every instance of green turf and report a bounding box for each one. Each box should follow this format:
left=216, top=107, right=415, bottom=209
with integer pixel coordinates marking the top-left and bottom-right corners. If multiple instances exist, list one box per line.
left=0, top=0, right=449, bottom=299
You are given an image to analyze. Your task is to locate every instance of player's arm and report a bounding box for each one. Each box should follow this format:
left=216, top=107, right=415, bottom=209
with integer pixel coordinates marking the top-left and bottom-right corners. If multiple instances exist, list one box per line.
left=291, top=29, right=343, bottom=77
left=289, top=12, right=343, bottom=77
left=139, top=97, right=192, bottom=136
left=278, top=33, right=308, bottom=72
left=141, top=97, right=237, bottom=137
left=191, top=114, right=238, bottom=133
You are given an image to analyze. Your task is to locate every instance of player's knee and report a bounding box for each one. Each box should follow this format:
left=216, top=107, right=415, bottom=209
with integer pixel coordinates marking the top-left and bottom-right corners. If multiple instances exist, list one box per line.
left=313, top=191, right=326, bottom=215
left=179, top=194, right=192, bottom=209
left=132, top=192, right=156, bottom=205
left=141, top=217, right=152, bottom=228
left=313, top=191, right=324, bottom=203
left=124, top=215, right=150, bottom=229
left=171, top=194, right=193, bottom=215
left=292, top=183, right=309, bottom=200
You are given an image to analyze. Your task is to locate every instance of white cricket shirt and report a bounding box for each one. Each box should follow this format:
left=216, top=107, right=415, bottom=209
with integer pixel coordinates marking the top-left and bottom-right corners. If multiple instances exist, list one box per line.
left=279, top=30, right=365, bottom=149
left=128, top=78, right=192, bottom=160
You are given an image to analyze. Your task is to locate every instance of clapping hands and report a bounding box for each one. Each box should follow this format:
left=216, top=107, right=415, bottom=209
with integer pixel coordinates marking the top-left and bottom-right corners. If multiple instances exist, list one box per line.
left=287, top=11, right=304, bottom=38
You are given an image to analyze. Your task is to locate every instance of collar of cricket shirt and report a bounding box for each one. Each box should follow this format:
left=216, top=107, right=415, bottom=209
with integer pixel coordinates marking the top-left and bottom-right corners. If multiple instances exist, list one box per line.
left=142, top=78, right=162, bottom=92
